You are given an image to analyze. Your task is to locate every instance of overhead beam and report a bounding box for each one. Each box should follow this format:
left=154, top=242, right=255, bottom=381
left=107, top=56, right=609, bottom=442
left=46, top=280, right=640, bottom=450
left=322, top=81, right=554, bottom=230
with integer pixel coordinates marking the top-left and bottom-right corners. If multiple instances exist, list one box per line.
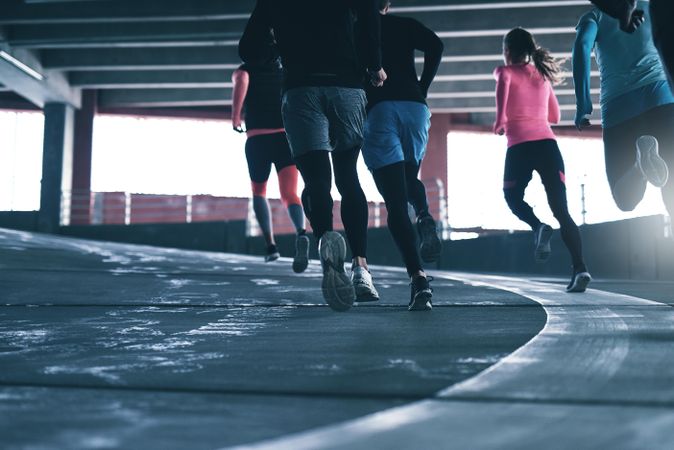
left=0, top=28, right=79, bottom=107
left=98, top=89, right=232, bottom=108
left=0, top=0, right=255, bottom=24
left=6, top=20, right=244, bottom=49
left=69, top=70, right=235, bottom=89
left=40, top=46, right=241, bottom=71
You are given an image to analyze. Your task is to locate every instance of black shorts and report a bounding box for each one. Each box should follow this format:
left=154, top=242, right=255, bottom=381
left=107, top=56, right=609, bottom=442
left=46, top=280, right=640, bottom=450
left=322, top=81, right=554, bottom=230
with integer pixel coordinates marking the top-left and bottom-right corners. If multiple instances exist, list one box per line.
left=245, top=132, right=295, bottom=183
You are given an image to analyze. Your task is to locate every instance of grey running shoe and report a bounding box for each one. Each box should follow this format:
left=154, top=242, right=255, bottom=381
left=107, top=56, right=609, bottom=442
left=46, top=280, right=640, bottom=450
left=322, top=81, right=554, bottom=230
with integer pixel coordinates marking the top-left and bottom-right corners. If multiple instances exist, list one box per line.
left=351, top=266, right=380, bottom=302
left=265, top=244, right=280, bottom=263
left=409, top=276, right=433, bottom=311
left=566, top=270, right=592, bottom=293
left=636, top=136, right=669, bottom=188
left=418, top=215, right=442, bottom=263
left=292, top=234, right=310, bottom=273
left=318, top=231, right=355, bottom=312
left=534, top=224, right=553, bottom=262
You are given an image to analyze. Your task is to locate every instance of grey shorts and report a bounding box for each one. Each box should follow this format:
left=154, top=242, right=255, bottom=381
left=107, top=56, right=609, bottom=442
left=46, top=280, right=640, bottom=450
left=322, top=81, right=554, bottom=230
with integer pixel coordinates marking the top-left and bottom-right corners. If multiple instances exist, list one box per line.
left=281, top=87, right=366, bottom=158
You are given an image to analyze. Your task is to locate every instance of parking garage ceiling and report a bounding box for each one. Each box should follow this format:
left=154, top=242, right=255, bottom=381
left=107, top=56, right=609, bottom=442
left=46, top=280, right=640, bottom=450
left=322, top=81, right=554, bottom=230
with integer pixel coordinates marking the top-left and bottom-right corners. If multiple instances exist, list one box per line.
left=0, top=0, right=599, bottom=126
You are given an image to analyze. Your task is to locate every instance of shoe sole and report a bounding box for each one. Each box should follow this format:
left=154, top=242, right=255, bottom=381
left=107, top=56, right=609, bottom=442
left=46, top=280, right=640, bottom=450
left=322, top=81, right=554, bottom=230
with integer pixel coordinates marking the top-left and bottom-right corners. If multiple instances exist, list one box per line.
left=420, top=227, right=442, bottom=263
left=292, top=237, right=310, bottom=273
left=408, top=291, right=433, bottom=311
left=265, top=252, right=280, bottom=263
left=534, top=226, right=553, bottom=262
left=567, top=273, right=592, bottom=293
left=319, top=232, right=355, bottom=312
left=637, top=136, right=669, bottom=188
left=354, top=288, right=379, bottom=302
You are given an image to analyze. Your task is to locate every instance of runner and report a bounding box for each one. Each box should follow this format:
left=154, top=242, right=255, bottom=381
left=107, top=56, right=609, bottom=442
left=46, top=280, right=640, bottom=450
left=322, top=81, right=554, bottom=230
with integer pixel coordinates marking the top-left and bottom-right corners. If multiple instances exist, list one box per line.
left=360, top=0, right=443, bottom=311
left=495, top=28, right=592, bottom=293
left=573, top=2, right=673, bottom=220
left=231, top=55, right=310, bottom=273
left=589, top=0, right=673, bottom=90
left=239, top=0, right=385, bottom=311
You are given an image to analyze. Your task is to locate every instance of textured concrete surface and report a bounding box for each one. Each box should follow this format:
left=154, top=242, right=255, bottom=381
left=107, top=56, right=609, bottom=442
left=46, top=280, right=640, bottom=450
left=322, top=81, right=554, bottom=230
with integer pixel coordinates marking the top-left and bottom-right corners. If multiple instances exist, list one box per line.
left=245, top=274, right=674, bottom=450
left=0, top=228, right=545, bottom=449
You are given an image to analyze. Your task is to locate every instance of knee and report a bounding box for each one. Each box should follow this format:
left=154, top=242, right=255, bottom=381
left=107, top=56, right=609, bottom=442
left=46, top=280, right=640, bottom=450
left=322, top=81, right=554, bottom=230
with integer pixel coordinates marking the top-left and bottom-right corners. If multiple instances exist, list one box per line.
left=252, top=181, right=267, bottom=197
left=503, top=187, right=521, bottom=207
left=612, top=191, right=640, bottom=212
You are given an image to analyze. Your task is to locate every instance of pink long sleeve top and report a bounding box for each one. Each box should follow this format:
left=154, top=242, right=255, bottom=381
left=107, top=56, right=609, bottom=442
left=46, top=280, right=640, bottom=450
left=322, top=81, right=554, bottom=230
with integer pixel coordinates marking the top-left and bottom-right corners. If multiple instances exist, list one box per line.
left=493, top=63, right=561, bottom=148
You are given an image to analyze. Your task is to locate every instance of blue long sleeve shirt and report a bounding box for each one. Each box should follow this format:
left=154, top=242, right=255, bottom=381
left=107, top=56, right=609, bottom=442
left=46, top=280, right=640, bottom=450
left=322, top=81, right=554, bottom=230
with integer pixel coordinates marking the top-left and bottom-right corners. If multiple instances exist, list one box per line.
left=572, top=2, right=673, bottom=128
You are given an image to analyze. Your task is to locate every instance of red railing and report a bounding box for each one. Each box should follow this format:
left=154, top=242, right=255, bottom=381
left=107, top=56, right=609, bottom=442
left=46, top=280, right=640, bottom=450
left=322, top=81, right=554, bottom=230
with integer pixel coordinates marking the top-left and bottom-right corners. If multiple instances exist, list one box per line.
left=62, top=178, right=447, bottom=236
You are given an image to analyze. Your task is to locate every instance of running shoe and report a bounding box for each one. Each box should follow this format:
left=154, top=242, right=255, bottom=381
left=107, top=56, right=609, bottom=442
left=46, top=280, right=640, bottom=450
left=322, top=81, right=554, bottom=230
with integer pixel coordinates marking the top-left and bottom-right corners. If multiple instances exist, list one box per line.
left=265, top=244, right=280, bottom=262
left=566, top=270, right=592, bottom=293
left=318, top=231, right=355, bottom=312
left=636, top=135, right=669, bottom=188
left=534, top=223, right=553, bottom=262
left=409, top=275, right=433, bottom=311
left=351, top=266, right=380, bottom=302
left=292, top=234, right=310, bottom=273
left=418, top=215, right=442, bottom=263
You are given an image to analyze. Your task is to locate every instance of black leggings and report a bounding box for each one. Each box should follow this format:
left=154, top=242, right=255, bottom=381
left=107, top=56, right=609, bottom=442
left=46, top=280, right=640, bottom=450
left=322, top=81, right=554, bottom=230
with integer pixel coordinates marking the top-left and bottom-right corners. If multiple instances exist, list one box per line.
left=373, top=162, right=423, bottom=277
left=603, top=104, right=674, bottom=217
left=294, top=148, right=368, bottom=258
left=503, top=139, right=585, bottom=269
left=405, top=161, right=430, bottom=220
left=651, top=0, right=674, bottom=88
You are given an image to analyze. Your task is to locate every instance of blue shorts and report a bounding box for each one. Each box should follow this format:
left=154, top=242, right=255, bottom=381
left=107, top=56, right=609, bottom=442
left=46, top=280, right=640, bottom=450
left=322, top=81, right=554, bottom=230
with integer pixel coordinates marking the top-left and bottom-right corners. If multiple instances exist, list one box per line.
left=362, top=101, right=431, bottom=171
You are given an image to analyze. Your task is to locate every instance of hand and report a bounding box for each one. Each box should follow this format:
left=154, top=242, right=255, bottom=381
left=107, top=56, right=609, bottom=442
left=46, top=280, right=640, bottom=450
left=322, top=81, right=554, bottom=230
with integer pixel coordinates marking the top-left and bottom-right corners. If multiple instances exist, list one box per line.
left=575, top=116, right=592, bottom=131
left=493, top=122, right=505, bottom=135
left=368, top=68, right=387, bottom=88
left=232, top=117, right=245, bottom=133
left=620, top=8, right=645, bottom=33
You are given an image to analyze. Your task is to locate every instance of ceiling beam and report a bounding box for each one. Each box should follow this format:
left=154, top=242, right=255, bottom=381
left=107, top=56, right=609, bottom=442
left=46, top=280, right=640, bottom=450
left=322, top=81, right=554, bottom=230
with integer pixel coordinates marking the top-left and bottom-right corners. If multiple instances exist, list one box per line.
left=0, top=27, right=79, bottom=107
left=0, top=0, right=255, bottom=24
left=6, top=20, right=243, bottom=49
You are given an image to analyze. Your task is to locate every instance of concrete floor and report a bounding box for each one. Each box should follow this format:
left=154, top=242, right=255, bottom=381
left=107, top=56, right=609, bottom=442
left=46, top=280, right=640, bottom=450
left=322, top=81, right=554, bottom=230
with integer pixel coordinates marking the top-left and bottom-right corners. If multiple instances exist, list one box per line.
left=0, top=228, right=545, bottom=449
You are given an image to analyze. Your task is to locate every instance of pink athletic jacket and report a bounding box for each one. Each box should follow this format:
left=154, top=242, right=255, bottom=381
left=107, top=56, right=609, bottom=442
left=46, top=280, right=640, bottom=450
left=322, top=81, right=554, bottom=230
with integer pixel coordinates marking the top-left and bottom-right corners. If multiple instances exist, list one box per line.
left=493, top=63, right=561, bottom=148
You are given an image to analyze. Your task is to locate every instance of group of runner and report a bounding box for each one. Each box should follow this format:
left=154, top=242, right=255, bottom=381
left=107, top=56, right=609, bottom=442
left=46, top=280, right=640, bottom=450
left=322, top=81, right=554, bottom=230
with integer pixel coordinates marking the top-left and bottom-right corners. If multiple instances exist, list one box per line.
left=233, top=0, right=674, bottom=312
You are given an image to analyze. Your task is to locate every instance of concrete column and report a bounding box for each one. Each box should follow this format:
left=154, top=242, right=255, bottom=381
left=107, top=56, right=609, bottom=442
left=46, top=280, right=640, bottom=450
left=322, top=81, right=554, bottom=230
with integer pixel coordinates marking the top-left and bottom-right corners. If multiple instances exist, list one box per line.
left=38, top=102, right=74, bottom=233
left=420, top=113, right=451, bottom=223
left=70, top=90, right=97, bottom=225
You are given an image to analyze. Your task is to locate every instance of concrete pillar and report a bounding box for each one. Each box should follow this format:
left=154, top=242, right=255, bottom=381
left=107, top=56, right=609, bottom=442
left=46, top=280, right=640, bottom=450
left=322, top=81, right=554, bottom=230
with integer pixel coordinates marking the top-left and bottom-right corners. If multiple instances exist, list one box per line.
left=70, top=90, right=97, bottom=225
left=420, top=113, right=451, bottom=224
left=38, top=103, right=74, bottom=233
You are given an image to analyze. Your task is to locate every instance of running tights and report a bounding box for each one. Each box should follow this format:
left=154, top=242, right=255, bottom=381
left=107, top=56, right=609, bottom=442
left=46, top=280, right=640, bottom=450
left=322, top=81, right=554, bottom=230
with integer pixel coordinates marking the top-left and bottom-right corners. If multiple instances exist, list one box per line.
left=503, top=139, right=585, bottom=270
left=294, top=148, right=368, bottom=258
left=405, top=161, right=431, bottom=220
left=373, top=162, right=423, bottom=277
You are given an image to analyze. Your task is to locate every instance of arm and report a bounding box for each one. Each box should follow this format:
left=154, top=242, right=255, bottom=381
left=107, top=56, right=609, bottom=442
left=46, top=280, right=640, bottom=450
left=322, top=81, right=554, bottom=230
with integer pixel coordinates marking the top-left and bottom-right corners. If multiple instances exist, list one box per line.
left=548, top=84, right=561, bottom=125
left=493, top=67, right=510, bottom=135
left=572, top=15, right=598, bottom=130
left=231, top=69, right=249, bottom=133
left=350, top=0, right=384, bottom=85
left=238, top=0, right=274, bottom=65
left=411, top=19, right=444, bottom=98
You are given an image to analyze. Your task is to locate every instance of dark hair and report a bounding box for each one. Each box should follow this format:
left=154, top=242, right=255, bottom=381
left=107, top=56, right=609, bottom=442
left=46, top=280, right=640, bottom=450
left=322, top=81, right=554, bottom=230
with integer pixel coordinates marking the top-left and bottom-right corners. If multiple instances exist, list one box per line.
left=378, top=0, right=391, bottom=11
left=504, top=28, right=563, bottom=85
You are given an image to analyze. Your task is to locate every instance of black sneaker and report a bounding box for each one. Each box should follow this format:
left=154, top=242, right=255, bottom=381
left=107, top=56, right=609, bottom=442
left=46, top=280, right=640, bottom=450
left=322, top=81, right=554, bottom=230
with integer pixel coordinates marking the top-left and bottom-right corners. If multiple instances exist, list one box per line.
left=318, top=231, right=355, bottom=312
left=409, top=276, right=433, bottom=311
left=265, top=244, right=280, bottom=262
left=292, top=234, right=310, bottom=273
left=418, top=215, right=442, bottom=263
left=566, top=270, right=592, bottom=293
left=534, top=224, right=553, bottom=262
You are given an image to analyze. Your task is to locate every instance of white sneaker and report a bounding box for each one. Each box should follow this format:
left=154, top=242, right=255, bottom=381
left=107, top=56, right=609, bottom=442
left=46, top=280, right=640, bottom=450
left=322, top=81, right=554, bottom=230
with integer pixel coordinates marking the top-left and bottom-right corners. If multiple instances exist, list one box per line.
left=351, top=266, right=380, bottom=302
left=636, top=135, right=669, bottom=188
